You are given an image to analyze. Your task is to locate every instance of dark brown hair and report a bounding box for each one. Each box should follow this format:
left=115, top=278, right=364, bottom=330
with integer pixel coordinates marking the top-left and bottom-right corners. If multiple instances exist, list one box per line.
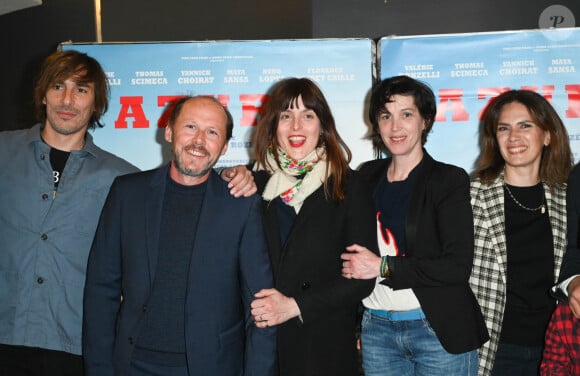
left=34, top=50, right=109, bottom=130
left=253, top=77, right=351, bottom=201
left=473, top=89, right=573, bottom=189
left=368, top=75, right=437, bottom=157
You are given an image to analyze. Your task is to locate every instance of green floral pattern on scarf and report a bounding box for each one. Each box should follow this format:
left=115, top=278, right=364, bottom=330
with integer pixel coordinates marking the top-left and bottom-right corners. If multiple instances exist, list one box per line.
left=268, top=146, right=321, bottom=204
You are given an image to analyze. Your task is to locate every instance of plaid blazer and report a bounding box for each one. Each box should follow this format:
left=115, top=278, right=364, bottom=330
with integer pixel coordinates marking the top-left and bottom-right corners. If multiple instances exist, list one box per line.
left=469, top=173, right=566, bottom=376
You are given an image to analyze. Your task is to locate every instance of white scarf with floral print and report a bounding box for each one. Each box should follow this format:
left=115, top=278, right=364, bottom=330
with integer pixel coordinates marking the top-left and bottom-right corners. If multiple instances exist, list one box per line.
left=257, top=146, right=327, bottom=213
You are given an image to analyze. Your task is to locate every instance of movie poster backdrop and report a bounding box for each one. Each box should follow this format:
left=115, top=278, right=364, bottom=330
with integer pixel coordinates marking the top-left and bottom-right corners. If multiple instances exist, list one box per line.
left=62, top=39, right=375, bottom=170
left=63, top=28, right=580, bottom=172
left=379, top=27, right=580, bottom=171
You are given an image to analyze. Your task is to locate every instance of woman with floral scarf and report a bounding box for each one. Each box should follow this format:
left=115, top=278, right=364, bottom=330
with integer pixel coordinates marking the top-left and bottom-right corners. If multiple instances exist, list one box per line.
left=249, top=77, right=378, bottom=376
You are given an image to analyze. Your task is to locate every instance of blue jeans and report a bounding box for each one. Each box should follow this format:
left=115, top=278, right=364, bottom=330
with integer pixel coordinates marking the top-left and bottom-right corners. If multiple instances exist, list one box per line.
left=361, top=309, right=478, bottom=376
left=491, top=342, right=542, bottom=376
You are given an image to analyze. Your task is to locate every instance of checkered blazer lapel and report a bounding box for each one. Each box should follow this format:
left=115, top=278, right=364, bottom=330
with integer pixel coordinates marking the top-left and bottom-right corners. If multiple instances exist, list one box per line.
left=475, top=177, right=508, bottom=280
left=545, top=184, right=566, bottom=282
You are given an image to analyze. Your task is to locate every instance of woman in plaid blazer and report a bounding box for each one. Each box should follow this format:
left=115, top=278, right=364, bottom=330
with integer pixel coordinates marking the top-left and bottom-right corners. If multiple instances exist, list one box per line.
left=470, top=90, right=573, bottom=375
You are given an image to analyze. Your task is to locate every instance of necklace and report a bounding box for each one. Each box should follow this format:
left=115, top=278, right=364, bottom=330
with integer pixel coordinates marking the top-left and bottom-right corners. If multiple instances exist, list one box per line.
left=503, top=183, right=546, bottom=214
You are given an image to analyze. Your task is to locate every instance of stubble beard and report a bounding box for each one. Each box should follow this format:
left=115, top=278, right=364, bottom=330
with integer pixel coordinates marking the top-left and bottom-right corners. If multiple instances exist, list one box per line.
left=172, top=146, right=215, bottom=178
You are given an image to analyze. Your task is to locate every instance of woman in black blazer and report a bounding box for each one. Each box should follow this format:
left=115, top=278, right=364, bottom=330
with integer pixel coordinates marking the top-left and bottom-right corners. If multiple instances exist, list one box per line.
left=341, top=76, right=488, bottom=376
left=249, top=77, right=378, bottom=376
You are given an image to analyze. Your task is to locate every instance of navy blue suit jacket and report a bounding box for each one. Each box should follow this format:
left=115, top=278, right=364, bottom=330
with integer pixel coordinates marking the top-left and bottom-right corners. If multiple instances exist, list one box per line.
left=83, top=165, right=276, bottom=376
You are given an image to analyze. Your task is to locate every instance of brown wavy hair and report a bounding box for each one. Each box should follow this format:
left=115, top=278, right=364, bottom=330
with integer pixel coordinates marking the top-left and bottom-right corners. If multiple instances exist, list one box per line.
left=473, top=89, right=573, bottom=189
left=253, top=77, right=351, bottom=201
left=34, top=50, right=109, bottom=130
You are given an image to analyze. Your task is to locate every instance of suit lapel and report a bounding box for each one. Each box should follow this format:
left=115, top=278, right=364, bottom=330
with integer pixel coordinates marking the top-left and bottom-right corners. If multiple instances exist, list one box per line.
left=264, top=184, right=326, bottom=274
left=367, top=159, right=389, bottom=198
left=545, top=183, right=566, bottom=281
left=405, top=153, right=434, bottom=255
left=255, top=170, right=285, bottom=274
left=190, top=172, right=222, bottom=276
left=145, top=164, right=170, bottom=288
left=290, top=185, right=325, bottom=234
left=262, top=200, right=283, bottom=274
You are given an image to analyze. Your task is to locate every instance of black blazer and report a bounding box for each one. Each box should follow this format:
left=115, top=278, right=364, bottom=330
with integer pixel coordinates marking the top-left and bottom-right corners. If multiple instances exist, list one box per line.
left=359, top=152, right=489, bottom=354
left=255, top=169, right=378, bottom=376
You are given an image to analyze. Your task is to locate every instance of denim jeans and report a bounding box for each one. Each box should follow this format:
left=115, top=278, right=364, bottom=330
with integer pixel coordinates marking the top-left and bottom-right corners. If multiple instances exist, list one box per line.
left=361, top=309, right=478, bottom=376
left=491, top=342, right=542, bottom=376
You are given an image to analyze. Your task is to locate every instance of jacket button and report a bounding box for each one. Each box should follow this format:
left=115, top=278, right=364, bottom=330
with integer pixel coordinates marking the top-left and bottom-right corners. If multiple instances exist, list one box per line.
left=301, top=282, right=311, bottom=290
left=37, top=277, right=44, bottom=284
left=128, top=337, right=134, bottom=344
left=142, top=305, right=147, bottom=312
left=42, top=193, right=49, bottom=200
left=41, top=233, right=48, bottom=240
left=40, top=154, right=45, bottom=160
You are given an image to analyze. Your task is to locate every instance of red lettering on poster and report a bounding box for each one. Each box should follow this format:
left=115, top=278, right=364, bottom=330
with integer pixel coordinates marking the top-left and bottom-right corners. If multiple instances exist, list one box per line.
left=113, top=84, right=580, bottom=130
left=156, top=95, right=187, bottom=128
left=518, top=85, right=555, bottom=103
left=216, top=94, right=231, bottom=108
left=566, top=85, right=580, bottom=118
left=239, top=94, right=268, bottom=126
left=158, top=95, right=186, bottom=108
left=155, top=95, right=231, bottom=128
left=436, top=89, right=469, bottom=122
left=541, top=85, right=555, bottom=102
left=115, top=96, right=150, bottom=128
left=476, top=87, right=509, bottom=120
left=477, top=87, right=510, bottom=101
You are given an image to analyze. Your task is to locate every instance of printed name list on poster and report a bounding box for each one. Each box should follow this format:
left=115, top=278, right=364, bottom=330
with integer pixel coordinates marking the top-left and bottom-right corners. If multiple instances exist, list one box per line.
left=62, top=40, right=375, bottom=171
left=379, top=27, right=580, bottom=171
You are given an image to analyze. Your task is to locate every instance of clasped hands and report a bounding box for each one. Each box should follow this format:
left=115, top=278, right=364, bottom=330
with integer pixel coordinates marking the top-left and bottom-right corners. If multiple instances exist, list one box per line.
left=340, top=244, right=381, bottom=279
left=251, top=288, right=301, bottom=328
left=250, top=246, right=380, bottom=328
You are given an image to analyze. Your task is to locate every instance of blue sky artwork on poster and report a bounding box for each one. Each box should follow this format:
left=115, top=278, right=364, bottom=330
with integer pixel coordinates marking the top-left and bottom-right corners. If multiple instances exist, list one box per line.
left=379, top=27, right=580, bottom=172
left=61, top=39, right=376, bottom=171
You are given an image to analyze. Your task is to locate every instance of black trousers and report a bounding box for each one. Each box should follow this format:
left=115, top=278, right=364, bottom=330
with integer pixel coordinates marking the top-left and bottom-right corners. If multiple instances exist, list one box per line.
left=0, top=344, right=83, bottom=376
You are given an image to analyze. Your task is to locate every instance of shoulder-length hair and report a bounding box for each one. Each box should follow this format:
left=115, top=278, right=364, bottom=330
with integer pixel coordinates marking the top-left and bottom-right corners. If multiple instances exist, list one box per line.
left=34, top=50, right=109, bottom=130
left=253, top=77, right=351, bottom=201
left=368, top=75, right=437, bottom=157
left=473, top=89, right=573, bottom=189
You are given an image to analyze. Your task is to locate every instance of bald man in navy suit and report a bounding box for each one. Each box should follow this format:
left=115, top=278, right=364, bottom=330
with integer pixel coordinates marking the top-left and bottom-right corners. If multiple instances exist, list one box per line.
left=83, top=96, right=276, bottom=376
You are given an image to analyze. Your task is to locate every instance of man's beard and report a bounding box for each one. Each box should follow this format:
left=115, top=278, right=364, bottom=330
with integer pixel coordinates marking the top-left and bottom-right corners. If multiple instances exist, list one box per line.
left=172, top=145, right=214, bottom=178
